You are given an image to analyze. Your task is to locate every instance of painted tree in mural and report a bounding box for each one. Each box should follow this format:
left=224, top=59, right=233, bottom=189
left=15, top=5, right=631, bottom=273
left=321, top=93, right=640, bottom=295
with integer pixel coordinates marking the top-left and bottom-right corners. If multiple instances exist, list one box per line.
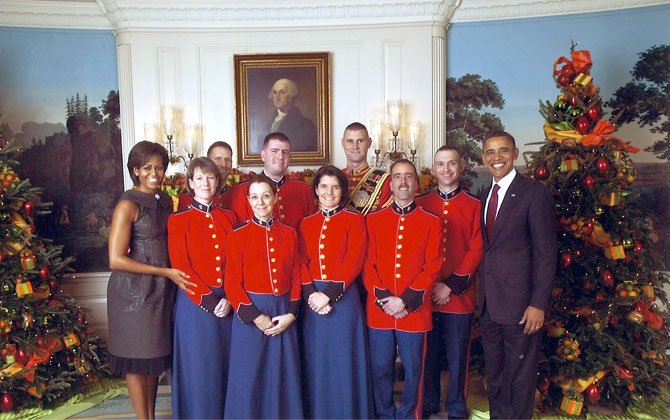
left=445, top=74, right=505, bottom=185
left=526, top=46, right=670, bottom=415
left=605, top=45, right=670, bottom=161
left=0, top=117, right=108, bottom=413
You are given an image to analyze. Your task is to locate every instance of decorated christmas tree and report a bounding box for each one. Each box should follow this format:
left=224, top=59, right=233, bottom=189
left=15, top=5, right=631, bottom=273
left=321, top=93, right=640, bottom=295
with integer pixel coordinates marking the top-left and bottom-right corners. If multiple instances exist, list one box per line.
left=0, top=118, right=109, bottom=413
left=526, top=45, right=670, bottom=415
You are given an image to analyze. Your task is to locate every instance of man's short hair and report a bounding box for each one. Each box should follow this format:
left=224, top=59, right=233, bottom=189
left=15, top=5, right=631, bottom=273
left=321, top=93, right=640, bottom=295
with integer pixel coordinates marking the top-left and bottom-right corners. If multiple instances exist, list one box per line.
left=484, top=130, right=516, bottom=147
left=389, top=158, right=418, bottom=179
left=262, top=132, right=291, bottom=149
left=434, top=145, right=462, bottom=159
left=344, top=122, right=369, bottom=135
left=268, top=78, right=299, bottom=101
left=206, top=141, right=233, bottom=157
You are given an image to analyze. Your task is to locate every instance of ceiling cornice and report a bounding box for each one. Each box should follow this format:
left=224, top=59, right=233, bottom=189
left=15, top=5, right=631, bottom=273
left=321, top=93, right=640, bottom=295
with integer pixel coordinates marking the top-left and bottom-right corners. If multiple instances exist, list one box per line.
left=0, top=0, right=666, bottom=30
left=0, top=0, right=111, bottom=29
left=450, top=0, right=669, bottom=22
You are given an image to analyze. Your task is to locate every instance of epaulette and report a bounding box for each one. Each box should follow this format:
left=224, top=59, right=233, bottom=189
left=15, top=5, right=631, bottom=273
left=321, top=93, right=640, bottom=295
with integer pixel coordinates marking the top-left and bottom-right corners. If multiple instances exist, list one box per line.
left=418, top=206, right=440, bottom=220
left=365, top=206, right=386, bottom=216
left=464, top=189, right=481, bottom=201
left=172, top=205, right=192, bottom=216
left=233, top=220, right=250, bottom=231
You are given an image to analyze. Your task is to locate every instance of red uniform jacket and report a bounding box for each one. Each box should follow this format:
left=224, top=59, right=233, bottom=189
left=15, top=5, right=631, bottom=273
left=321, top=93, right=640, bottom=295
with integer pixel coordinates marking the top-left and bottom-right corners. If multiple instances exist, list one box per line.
left=298, top=207, right=367, bottom=301
left=416, top=186, right=483, bottom=314
left=224, top=217, right=305, bottom=323
left=167, top=201, right=235, bottom=312
left=342, top=165, right=393, bottom=215
left=177, top=185, right=235, bottom=214
left=364, top=201, right=444, bottom=332
left=229, top=174, right=316, bottom=228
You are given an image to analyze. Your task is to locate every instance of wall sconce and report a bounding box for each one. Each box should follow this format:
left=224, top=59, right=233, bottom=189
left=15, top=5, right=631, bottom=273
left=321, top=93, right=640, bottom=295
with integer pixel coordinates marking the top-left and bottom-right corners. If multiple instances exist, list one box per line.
left=145, top=106, right=198, bottom=166
left=372, top=100, right=421, bottom=168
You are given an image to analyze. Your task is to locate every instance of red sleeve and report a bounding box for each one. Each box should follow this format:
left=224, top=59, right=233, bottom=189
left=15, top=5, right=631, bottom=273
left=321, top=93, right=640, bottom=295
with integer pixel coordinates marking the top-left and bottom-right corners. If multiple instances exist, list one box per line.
left=336, top=213, right=368, bottom=289
left=167, top=214, right=214, bottom=307
left=223, top=230, right=259, bottom=322
left=363, top=215, right=388, bottom=297
left=454, top=200, right=483, bottom=277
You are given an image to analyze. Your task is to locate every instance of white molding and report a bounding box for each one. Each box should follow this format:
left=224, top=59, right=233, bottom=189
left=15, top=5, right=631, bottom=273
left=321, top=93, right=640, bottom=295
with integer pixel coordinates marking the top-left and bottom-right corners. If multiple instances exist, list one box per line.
left=0, top=0, right=111, bottom=29
left=4, top=0, right=664, bottom=30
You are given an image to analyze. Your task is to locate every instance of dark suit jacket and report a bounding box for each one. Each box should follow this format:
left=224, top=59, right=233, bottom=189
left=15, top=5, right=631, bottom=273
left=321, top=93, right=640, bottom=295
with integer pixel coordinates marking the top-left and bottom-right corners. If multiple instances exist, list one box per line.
left=477, top=173, right=557, bottom=325
left=264, top=106, right=318, bottom=152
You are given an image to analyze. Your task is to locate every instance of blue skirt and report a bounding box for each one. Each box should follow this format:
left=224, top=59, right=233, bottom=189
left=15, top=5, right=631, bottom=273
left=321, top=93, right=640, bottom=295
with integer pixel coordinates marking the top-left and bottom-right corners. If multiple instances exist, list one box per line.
left=301, top=281, right=374, bottom=419
left=171, top=291, right=232, bottom=419
left=224, top=292, right=303, bottom=419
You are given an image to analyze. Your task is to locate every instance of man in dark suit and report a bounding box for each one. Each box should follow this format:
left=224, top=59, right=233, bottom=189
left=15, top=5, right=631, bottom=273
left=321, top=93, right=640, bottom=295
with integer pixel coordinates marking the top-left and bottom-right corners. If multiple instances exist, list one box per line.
left=262, top=78, right=318, bottom=152
left=477, top=131, right=557, bottom=419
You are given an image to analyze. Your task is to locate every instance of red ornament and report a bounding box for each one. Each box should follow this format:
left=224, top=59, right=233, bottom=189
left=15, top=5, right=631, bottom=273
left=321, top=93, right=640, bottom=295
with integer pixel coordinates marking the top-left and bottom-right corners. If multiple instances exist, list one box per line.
left=48, top=278, right=60, bottom=290
left=634, top=241, right=644, bottom=252
left=586, top=383, right=601, bottom=404
left=1, top=393, right=13, bottom=412
left=76, top=312, right=87, bottom=324
left=596, top=156, right=609, bottom=176
left=595, top=291, right=607, bottom=302
left=586, top=107, right=600, bottom=122
left=568, top=96, right=579, bottom=107
left=24, top=200, right=34, bottom=217
left=582, top=174, right=595, bottom=189
left=15, top=348, right=28, bottom=365
left=560, top=252, right=573, bottom=269
left=616, top=366, right=634, bottom=380
left=575, top=116, right=590, bottom=135
left=560, top=63, right=576, bottom=79
left=557, top=73, right=572, bottom=86
left=601, top=270, right=614, bottom=288
left=40, top=266, right=50, bottom=281
left=534, top=166, right=550, bottom=180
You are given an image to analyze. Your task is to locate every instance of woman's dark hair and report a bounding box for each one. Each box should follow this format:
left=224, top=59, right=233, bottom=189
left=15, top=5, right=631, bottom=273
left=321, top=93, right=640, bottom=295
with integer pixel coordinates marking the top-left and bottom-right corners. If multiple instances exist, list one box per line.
left=248, top=173, right=278, bottom=195
left=127, top=141, right=169, bottom=186
left=186, top=157, right=221, bottom=196
left=311, top=165, right=349, bottom=206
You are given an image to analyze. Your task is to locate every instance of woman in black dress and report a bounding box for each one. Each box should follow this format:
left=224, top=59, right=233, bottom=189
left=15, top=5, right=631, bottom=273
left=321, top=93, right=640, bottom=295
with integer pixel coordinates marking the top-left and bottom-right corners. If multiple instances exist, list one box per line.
left=107, top=141, right=194, bottom=419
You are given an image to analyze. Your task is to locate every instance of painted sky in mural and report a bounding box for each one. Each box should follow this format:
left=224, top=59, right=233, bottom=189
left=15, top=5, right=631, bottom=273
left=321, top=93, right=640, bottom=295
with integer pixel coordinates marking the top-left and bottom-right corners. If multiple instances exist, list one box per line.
left=0, top=27, right=118, bottom=141
left=447, top=4, right=670, bottom=163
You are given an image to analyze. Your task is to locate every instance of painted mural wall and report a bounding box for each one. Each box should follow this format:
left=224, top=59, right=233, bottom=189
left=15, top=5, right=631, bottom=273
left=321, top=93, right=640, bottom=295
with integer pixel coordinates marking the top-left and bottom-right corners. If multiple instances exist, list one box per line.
left=0, top=27, right=121, bottom=273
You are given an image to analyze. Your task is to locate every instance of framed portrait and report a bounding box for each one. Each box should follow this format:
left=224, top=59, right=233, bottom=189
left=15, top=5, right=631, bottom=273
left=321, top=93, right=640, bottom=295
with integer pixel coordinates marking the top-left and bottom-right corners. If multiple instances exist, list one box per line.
left=234, top=52, right=330, bottom=165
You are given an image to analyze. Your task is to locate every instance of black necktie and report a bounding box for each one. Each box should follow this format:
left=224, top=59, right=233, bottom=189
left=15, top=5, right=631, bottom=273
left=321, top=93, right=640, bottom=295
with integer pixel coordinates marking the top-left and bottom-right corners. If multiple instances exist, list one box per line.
left=486, top=184, right=500, bottom=239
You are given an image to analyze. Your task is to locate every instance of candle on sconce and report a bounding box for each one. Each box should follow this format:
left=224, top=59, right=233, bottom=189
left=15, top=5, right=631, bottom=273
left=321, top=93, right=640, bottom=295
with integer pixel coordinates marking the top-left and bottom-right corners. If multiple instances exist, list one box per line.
left=369, top=120, right=381, bottom=150
left=387, top=100, right=402, bottom=133
left=184, top=123, right=195, bottom=155
left=409, top=121, right=420, bottom=150
left=163, top=106, right=174, bottom=136
left=143, top=123, right=159, bottom=141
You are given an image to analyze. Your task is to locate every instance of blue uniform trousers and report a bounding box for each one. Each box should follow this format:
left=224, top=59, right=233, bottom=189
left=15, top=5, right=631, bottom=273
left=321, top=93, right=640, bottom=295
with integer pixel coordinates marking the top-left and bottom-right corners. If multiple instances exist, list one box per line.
left=423, top=312, right=473, bottom=418
left=368, top=328, right=427, bottom=419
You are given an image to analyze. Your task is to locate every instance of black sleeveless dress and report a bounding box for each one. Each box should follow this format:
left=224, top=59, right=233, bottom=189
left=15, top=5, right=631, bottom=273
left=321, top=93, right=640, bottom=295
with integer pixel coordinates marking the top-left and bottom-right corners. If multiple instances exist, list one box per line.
left=106, top=189, right=176, bottom=375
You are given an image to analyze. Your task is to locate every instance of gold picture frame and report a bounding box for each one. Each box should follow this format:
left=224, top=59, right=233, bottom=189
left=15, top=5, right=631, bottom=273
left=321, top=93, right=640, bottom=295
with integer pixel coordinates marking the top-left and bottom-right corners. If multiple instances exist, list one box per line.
left=234, top=52, right=330, bottom=166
